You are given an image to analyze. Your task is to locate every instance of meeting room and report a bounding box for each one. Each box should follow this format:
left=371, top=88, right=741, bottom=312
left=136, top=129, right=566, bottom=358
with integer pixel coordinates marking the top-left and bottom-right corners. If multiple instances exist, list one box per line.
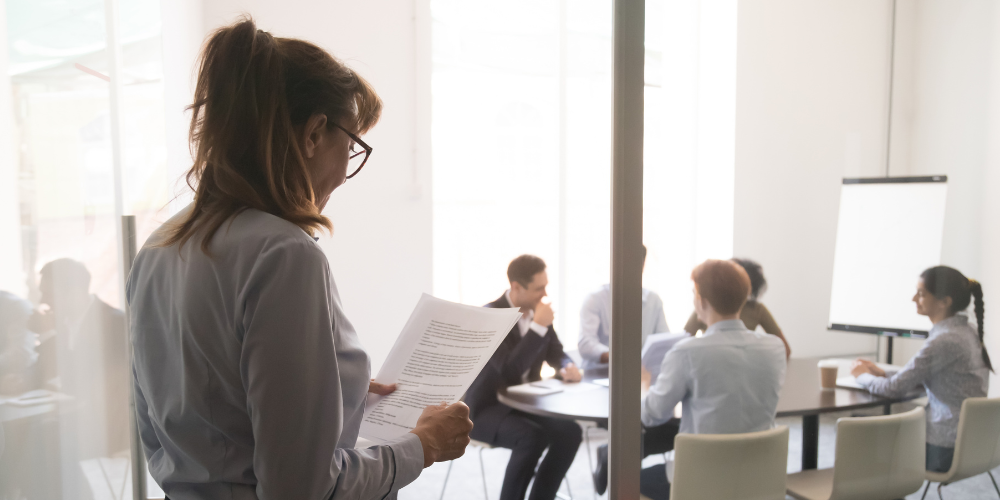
left=2, top=0, right=1000, bottom=499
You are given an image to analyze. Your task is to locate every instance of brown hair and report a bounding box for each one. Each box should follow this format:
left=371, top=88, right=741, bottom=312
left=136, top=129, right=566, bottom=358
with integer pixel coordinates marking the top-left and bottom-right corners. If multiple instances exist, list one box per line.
left=507, top=255, right=546, bottom=288
left=692, top=259, right=751, bottom=315
left=161, top=16, right=382, bottom=252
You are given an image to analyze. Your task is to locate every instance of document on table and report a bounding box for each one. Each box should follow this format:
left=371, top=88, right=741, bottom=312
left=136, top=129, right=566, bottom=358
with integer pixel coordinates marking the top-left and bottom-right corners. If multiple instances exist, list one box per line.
left=360, top=293, right=521, bottom=443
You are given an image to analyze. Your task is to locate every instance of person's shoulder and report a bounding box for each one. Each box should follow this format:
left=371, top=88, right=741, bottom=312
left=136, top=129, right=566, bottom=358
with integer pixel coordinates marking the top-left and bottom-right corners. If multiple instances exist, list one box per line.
left=231, top=209, right=318, bottom=243
left=928, top=321, right=975, bottom=350
left=584, top=284, right=612, bottom=302
left=140, top=206, right=321, bottom=259
left=669, top=334, right=705, bottom=353
left=743, top=300, right=772, bottom=317
left=642, top=287, right=663, bottom=304
left=93, top=297, right=125, bottom=321
left=484, top=293, right=509, bottom=308
left=746, top=327, right=782, bottom=345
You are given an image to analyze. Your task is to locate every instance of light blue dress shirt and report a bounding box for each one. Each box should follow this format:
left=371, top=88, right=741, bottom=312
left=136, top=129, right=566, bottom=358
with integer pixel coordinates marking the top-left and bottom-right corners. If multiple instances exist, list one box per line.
left=127, top=207, right=423, bottom=500
left=641, top=319, right=786, bottom=435
left=577, top=285, right=669, bottom=370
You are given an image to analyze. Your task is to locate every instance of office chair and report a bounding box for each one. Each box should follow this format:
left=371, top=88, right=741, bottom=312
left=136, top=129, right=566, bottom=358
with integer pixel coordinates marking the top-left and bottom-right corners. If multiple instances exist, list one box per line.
left=920, top=397, right=1000, bottom=499
left=670, top=426, right=789, bottom=500
left=786, top=407, right=926, bottom=500
left=439, top=439, right=574, bottom=500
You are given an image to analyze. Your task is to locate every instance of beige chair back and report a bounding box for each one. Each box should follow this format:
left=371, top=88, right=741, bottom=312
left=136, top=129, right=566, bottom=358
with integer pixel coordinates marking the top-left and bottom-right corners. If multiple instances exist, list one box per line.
left=828, top=407, right=925, bottom=500
left=671, top=426, right=789, bottom=500
left=944, top=397, right=1000, bottom=483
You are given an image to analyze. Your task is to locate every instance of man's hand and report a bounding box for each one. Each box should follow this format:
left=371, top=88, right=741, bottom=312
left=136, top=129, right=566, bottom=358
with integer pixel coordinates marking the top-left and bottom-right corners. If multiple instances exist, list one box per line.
left=559, top=363, right=582, bottom=383
left=850, top=359, right=886, bottom=378
left=600, top=351, right=609, bottom=364
left=640, top=366, right=652, bottom=392
left=368, top=380, right=397, bottom=396
left=533, top=301, right=554, bottom=328
left=409, top=402, right=474, bottom=468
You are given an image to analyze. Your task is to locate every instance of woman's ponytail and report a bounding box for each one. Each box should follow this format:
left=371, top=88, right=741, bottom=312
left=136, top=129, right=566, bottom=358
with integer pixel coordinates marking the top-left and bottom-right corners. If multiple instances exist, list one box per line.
left=970, top=280, right=993, bottom=372
left=160, top=16, right=382, bottom=253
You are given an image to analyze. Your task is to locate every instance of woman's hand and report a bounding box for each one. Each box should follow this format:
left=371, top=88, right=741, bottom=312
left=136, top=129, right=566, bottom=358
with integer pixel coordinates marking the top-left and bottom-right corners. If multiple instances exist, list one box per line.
left=559, top=363, right=582, bottom=383
left=410, top=402, right=474, bottom=468
left=368, top=380, right=397, bottom=396
left=850, top=359, right=886, bottom=378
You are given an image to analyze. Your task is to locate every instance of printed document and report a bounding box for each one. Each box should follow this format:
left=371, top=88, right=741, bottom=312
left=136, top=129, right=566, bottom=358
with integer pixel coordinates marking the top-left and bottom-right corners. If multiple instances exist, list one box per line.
left=360, top=293, right=521, bottom=443
left=641, top=332, right=689, bottom=380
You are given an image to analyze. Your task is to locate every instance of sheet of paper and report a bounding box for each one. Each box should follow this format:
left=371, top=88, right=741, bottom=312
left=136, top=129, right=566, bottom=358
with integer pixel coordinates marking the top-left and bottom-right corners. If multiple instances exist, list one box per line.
left=360, top=293, right=521, bottom=443
left=641, top=332, right=689, bottom=379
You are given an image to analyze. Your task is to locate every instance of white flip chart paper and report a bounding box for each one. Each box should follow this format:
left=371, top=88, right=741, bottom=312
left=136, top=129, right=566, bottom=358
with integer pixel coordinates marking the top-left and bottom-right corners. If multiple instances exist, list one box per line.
left=360, top=293, right=521, bottom=443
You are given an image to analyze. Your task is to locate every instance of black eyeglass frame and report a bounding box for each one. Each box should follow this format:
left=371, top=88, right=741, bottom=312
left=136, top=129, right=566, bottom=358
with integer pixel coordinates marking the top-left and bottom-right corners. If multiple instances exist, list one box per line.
left=333, top=123, right=372, bottom=179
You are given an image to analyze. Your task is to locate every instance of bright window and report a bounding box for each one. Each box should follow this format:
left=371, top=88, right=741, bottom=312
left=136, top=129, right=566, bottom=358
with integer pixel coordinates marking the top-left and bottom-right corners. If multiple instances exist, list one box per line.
left=431, top=0, right=737, bottom=349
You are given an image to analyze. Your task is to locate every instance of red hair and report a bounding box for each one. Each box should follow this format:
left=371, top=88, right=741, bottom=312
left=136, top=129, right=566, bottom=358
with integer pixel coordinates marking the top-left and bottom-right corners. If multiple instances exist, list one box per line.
left=692, top=259, right=751, bottom=315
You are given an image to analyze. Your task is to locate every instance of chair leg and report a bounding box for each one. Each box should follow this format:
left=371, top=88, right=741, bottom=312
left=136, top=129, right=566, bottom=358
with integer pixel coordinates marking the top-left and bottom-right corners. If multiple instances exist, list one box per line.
left=938, top=482, right=945, bottom=499
left=564, top=477, right=574, bottom=499
left=439, top=460, right=453, bottom=500
left=479, top=447, right=489, bottom=500
left=920, top=481, right=931, bottom=500
left=989, top=471, right=1000, bottom=498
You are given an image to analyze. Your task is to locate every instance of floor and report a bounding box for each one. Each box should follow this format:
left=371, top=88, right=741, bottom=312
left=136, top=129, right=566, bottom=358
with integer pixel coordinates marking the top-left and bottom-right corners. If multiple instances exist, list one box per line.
left=399, top=405, right=1000, bottom=500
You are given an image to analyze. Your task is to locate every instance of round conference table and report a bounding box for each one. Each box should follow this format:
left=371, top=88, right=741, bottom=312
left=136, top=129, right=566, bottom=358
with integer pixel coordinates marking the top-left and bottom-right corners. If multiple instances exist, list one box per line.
left=497, top=357, right=923, bottom=470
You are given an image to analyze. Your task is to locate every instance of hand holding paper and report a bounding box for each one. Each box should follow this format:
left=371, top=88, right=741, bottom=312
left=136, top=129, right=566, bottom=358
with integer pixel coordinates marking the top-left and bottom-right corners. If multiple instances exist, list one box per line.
left=409, top=402, right=474, bottom=467
left=360, top=294, right=521, bottom=443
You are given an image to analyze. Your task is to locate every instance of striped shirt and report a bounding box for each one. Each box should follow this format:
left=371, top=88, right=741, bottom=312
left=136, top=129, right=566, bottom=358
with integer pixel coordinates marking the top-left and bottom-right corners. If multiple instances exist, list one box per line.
left=857, top=314, right=989, bottom=447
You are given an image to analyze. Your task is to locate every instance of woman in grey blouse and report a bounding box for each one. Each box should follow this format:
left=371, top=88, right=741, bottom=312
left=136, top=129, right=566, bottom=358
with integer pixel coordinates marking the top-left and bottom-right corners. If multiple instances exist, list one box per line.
left=127, top=18, right=471, bottom=500
left=852, top=266, right=991, bottom=473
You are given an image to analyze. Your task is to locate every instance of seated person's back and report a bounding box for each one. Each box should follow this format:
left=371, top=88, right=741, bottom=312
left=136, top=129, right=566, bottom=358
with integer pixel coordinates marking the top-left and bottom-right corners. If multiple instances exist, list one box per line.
left=643, top=319, right=785, bottom=434
left=639, top=259, right=786, bottom=499
left=642, top=259, right=786, bottom=435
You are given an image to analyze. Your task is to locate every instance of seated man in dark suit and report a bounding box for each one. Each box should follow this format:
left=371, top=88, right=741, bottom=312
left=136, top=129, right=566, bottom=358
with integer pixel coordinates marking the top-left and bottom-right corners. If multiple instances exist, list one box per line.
left=465, top=254, right=583, bottom=500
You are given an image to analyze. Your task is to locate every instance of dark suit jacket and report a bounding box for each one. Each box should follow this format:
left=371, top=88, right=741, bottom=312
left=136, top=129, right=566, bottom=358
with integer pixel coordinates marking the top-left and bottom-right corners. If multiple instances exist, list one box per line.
left=466, top=293, right=573, bottom=443
left=35, top=298, right=130, bottom=455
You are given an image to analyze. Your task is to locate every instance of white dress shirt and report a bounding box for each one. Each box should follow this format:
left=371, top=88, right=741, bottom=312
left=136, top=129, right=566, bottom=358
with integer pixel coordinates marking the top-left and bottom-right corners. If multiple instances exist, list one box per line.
left=641, top=319, right=786, bottom=435
left=504, top=289, right=548, bottom=337
left=127, top=207, right=423, bottom=500
left=577, top=284, right=669, bottom=370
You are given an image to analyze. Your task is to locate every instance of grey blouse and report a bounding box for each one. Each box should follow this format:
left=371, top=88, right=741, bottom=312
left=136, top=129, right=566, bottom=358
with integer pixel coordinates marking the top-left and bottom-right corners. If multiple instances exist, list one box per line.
left=858, top=314, right=989, bottom=447
left=127, top=207, right=423, bottom=500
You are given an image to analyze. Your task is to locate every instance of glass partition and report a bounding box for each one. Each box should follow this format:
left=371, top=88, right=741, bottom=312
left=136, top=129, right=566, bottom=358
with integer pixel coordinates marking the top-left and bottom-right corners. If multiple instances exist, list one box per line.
left=0, top=1, right=167, bottom=497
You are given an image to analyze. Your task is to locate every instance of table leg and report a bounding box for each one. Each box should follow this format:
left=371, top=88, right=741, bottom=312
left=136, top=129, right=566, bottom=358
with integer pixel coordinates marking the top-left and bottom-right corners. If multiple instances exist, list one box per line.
left=802, top=414, right=819, bottom=470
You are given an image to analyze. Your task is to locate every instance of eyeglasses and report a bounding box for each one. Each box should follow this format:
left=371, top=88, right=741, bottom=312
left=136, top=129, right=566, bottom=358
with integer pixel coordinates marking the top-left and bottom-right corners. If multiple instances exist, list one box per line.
left=333, top=123, right=372, bottom=179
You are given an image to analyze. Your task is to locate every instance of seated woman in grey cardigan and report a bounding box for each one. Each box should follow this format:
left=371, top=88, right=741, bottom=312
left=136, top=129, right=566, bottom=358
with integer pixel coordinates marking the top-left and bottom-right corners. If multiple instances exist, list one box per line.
left=852, top=266, right=992, bottom=473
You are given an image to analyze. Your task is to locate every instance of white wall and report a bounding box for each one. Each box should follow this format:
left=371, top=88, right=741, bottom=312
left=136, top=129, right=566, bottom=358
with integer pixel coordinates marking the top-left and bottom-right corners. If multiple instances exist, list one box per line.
left=885, top=0, right=996, bottom=363
left=733, top=0, right=892, bottom=358
left=983, top=3, right=1000, bottom=398
left=187, top=1, right=433, bottom=373
left=734, top=0, right=1000, bottom=363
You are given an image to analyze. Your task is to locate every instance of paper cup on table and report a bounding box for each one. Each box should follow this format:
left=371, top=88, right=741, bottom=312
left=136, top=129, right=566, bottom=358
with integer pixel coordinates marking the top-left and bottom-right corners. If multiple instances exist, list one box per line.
left=818, top=360, right=839, bottom=390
